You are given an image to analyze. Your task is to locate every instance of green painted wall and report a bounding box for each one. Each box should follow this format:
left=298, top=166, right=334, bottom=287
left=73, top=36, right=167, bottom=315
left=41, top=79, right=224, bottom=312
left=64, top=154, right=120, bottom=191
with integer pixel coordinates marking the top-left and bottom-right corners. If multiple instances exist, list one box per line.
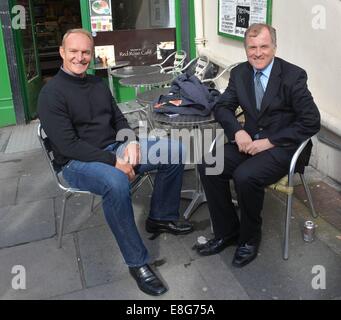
left=0, top=16, right=16, bottom=127
left=188, top=0, right=196, bottom=59
left=175, top=0, right=196, bottom=59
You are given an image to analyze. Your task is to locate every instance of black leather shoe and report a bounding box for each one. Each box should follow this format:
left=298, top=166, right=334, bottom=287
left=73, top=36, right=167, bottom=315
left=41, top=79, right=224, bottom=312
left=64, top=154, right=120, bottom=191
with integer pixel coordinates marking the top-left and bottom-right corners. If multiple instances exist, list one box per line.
left=145, top=218, right=194, bottom=235
left=129, top=264, right=168, bottom=296
left=196, top=234, right=239, bottom=256
left=232, top=242, right=259, bottom=268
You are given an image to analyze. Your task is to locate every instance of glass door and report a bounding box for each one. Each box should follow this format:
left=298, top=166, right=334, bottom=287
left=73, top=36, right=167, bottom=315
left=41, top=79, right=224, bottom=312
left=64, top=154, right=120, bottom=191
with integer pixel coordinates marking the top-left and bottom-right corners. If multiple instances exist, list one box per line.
left=11, top=0, right=42, bottom=120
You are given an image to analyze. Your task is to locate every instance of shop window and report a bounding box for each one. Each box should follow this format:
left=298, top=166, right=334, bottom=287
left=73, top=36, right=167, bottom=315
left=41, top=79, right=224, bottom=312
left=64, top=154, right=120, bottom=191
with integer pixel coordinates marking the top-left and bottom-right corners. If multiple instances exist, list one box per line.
left=17, top=0, right=38, bottom=81
left=112, top=0, right=175, bottom=30
left=33, top=0, right=82, bottom=76
left=91, top=0, right=176, bottom=66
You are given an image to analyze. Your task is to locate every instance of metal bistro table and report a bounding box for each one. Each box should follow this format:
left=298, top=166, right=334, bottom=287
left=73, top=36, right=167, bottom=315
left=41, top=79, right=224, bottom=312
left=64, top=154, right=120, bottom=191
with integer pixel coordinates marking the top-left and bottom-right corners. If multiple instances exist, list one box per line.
left=151, top=112, right=216, bottom=220
left=111, top=65, right=161, bottom=79
left=119, top=72, right=175, bottom=95
left=91, top=61, right=130, bottom=98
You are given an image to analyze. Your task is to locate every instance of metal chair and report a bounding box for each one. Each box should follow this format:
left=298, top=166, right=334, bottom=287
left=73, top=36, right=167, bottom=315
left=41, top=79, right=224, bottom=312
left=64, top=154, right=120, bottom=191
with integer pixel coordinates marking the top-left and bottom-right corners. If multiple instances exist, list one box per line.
left=180, top=56, right=210, bottom=81
left=37, top=123, right=154, bottom=248
left=152, top=50, right=187, bottom=74
left=209, top=132, right=318, bottom=260
left=202, top=62, right=242, bottom=92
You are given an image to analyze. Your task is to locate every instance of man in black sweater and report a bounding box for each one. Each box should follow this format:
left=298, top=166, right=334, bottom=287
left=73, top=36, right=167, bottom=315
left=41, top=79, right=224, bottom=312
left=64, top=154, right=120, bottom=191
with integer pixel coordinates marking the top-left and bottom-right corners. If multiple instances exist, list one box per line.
left=38, top=29, right=193, bottom=296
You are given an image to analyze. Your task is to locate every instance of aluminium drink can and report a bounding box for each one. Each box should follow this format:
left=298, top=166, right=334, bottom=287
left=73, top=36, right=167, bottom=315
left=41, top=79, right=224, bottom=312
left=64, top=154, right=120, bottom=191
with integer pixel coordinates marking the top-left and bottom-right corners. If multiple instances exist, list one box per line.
left=303, top=220, right=315, bottom=242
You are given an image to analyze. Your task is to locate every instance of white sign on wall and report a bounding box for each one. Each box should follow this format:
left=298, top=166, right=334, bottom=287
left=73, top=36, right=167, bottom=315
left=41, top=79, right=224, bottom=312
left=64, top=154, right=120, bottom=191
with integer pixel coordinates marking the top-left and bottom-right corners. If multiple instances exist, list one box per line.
left=218, top=0, right=272, bottom=41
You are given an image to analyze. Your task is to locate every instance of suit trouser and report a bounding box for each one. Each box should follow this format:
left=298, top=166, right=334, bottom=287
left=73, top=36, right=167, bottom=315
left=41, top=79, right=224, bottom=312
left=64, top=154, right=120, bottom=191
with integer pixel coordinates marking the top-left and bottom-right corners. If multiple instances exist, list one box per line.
left=198, top=143, right=289, bottom=244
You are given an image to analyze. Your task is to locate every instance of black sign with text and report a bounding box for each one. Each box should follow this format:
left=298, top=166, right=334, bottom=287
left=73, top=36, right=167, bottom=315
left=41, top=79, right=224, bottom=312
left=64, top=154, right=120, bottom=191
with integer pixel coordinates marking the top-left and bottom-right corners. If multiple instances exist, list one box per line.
left=236, top=6, right=250, bottom=29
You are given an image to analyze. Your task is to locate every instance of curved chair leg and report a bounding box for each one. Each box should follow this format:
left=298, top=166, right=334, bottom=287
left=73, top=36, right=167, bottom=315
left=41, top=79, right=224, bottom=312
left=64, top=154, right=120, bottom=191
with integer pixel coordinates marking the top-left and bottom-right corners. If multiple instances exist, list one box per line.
left=283, top=192, right=293, bottom=260
left=90, top=195, right=95, bottom=213
left=299, top=173, right=318, bottom=218
left=58, top=193, right=69, bottom=249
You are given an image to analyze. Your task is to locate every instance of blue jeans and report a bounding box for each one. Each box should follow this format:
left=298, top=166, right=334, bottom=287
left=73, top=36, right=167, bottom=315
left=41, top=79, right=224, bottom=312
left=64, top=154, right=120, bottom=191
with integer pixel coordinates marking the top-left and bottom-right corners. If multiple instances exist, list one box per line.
left=62, top=138, right=184, bottom=267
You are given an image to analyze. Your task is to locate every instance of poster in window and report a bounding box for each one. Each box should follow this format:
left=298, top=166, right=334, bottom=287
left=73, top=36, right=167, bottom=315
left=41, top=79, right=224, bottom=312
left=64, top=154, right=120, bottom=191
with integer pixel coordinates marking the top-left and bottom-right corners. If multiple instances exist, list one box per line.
left=94, top=45, right=115, bottom=66
left=218, top=0, right=272, bottom=41
left=150, top=0, right=168, bottom=27
left=89, top=0, right=113, bottom=31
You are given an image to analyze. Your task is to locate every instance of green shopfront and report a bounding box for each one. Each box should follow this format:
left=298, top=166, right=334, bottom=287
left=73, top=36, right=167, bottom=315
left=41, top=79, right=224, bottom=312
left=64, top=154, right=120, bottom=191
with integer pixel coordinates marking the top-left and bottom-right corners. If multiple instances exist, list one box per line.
left=0, top=0, right=195, bottom=128
left=0, top=15, right=16, bottom=127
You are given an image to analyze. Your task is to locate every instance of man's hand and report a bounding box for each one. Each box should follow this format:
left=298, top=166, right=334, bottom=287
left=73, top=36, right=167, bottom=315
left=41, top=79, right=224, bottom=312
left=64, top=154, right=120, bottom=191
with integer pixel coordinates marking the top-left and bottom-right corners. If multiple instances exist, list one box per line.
left=123, top=142, right=141, bottom=167
left=245, top=138, right=274, bottom=155
left=115, top=157, right=136, bottom=181
left=235, top=130, right=253, bottom=153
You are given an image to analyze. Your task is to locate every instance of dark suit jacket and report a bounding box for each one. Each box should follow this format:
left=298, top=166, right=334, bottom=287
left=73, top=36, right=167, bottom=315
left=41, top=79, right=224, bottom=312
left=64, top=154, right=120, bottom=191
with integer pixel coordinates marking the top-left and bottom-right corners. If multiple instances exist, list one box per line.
left=214, top=57, right=321, bottom=169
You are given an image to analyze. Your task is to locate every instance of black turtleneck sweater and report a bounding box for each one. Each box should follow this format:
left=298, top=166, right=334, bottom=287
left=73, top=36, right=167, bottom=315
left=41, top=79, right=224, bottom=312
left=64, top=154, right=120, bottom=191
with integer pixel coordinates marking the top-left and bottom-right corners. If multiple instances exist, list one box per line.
left=38, top=69, right=135, bottom=167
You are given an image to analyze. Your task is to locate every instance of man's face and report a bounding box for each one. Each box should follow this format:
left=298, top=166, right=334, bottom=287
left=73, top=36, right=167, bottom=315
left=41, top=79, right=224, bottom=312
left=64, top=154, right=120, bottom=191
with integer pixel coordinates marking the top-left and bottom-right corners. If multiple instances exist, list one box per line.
left=59, top=33, right=93, bottom=77
left=245, top=28, right=276, bottom=70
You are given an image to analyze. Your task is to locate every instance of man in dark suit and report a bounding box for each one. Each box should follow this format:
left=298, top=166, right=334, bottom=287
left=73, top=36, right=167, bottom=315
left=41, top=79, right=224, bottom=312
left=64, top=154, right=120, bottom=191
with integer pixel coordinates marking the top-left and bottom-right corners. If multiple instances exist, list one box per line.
left=197, top=23, right=320, bottom=267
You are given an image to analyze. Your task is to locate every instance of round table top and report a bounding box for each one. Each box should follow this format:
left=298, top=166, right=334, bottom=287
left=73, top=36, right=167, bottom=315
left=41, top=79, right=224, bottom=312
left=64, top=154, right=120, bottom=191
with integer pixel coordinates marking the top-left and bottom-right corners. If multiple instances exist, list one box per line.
left=136, top=87, right=171, bottom=105
left=92, top=61, right=130, bottom=70
left=119, top=72, right=174, bottom=88
left=111, top=65, right=160, bottom=78
left=151, top=112, right=215, bottom=127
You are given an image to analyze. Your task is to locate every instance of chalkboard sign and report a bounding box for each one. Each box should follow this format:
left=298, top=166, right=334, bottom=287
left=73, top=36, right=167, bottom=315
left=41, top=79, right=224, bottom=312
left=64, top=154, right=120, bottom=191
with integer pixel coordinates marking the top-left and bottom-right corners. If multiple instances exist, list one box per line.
left=218, top=0, right=272, bottom=41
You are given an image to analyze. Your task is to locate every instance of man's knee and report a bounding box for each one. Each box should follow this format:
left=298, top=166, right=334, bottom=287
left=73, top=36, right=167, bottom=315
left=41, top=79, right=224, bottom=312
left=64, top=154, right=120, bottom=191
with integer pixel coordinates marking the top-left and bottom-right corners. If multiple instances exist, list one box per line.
left=233, top=167, right=253, bottom=187
left=103, top=171, right=130, bottom=197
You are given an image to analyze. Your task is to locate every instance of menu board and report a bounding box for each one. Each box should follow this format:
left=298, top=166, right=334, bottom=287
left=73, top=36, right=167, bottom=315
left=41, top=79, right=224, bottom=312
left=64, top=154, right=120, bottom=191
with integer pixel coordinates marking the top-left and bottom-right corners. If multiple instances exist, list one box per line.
left=218, top=0, right=272, bottom=41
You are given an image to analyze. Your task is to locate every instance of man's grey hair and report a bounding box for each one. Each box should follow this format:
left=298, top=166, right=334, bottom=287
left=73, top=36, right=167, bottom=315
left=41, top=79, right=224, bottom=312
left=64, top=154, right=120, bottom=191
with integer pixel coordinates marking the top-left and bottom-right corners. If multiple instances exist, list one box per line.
left=61, top=28, right=94, bottom=49
left=244, top=23, right=277, bottom=48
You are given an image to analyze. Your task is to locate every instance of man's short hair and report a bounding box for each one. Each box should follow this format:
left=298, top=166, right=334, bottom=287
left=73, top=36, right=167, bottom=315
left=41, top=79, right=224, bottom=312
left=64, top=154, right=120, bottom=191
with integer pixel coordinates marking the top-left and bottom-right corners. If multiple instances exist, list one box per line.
left=61, top=28, right=94, bottom=49
left=244, top=23, right=277, bottom=48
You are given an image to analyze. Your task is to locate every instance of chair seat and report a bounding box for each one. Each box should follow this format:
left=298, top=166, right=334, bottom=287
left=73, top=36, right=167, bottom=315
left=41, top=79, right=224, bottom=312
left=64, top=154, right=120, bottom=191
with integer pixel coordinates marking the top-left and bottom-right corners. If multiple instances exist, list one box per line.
left=268, top=176, right=293, bottom=195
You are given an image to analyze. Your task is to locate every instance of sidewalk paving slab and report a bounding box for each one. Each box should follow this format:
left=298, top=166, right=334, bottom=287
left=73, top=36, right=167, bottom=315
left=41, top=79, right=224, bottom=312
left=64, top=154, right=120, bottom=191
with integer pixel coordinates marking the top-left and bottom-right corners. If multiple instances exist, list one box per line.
left=0, top=149, right=49, bottom=180
left=1, top=124, right=340, bottom=300
left=0, top=177, right=18, bottom=207
left=221, top=192, right=341, bottom=300
left=54, top=194, right=105, bottom=235
left=0, top=198, right=55, bottom=248
left=0, top=235, right=82, bottom=300
left=16, top=170, right=61, bottom=204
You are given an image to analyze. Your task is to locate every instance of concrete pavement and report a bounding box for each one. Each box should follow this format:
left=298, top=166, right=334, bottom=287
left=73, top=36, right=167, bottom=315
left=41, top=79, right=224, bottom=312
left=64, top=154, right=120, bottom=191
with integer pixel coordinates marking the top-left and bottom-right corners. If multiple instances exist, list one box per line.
left=0, top=122, right=340, bottom=300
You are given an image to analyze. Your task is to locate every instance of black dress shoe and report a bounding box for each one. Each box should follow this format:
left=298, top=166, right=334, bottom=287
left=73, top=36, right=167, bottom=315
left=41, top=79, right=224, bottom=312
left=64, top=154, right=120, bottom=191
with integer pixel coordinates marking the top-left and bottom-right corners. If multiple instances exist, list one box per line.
left=145, top=218, right=194, bottom=235
left=232, top=242, right=259, bottom=268
left=129, top=264, right=168, bottom=296
left=196, top=234, right=239, bottom=256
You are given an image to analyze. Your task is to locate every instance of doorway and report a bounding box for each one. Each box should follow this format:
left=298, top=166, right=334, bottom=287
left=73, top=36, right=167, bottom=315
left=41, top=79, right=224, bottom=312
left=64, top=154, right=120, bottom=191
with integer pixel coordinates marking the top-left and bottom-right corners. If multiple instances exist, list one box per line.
left=33, top=0, right=82, bottom=80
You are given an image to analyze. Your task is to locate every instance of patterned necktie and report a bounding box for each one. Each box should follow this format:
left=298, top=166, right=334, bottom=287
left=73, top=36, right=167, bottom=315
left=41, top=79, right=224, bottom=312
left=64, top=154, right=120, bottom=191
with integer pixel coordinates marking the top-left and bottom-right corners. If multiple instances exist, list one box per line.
left=254, top=71, right=264, bottom=111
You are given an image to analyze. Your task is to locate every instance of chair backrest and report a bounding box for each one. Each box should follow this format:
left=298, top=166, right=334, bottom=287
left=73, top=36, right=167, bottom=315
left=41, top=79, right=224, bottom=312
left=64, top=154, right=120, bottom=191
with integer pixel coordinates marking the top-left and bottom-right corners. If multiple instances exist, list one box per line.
left=37, top=123, right=70, bottom=192
left=181, top=56, right=210, bottom=81
left=172, top=50, right=187, bottom=72
left=202, top=62, right=241, bottom=92
left=156, top=50, right=187, bottom=74
left=194, top=56, right=210, bottom=80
